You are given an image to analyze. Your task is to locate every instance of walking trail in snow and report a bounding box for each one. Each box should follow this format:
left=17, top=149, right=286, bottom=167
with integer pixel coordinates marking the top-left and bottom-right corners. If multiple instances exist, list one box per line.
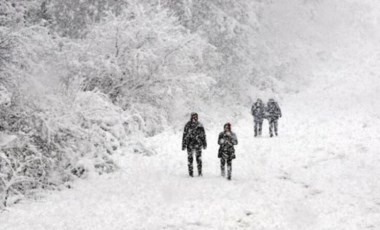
left=1, top=79, right=380, bottom=230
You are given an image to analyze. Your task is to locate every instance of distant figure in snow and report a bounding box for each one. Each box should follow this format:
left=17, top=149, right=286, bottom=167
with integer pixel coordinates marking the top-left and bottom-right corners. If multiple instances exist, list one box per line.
left=251, top=98, right=265, bottom=137
left=218, top=123, right=238, bottom=180
left=182, top=112, right=207, bottom=177
left=265, top=99, right=282, bottom=137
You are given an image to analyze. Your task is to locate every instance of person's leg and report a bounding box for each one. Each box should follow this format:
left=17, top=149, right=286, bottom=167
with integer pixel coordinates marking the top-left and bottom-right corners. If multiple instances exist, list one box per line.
left=187, top=148, right=194, bottom=177
left=196, top=148, right=202, bottom=176
left=258, top=120, right=263, bottom=136
left=227, top=158, right=232, bottom=180
left=274, top=119, right=278, bottom=136
left=220, top=157, right=226, bottom=177
left=254, top=120, right=258, bottom=137
left=269, top=118, right=274, bottom=137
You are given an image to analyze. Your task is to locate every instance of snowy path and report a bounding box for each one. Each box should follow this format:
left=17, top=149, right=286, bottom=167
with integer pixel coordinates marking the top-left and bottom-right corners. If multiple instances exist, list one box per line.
left=1, top=99, right=380, bottom=230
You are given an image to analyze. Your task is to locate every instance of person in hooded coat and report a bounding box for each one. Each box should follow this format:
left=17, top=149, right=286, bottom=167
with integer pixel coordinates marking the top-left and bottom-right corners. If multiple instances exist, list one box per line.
left=182, top=112, right=207, bottom=177
left=266, top=99, right=282, bottom=137
left=218, top=123, right=238, bottom=180
left=251, top=98, right=265, bottom=137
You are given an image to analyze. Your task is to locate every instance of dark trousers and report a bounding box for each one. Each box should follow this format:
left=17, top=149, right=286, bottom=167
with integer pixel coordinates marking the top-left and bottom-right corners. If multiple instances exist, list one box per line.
left=220, top=157, right=232, bottom=179
left=254, top=120, right=263, bottom=137
left=268, top=118, right=278, bottom=136
left=187, top=148, right=202, bottom=176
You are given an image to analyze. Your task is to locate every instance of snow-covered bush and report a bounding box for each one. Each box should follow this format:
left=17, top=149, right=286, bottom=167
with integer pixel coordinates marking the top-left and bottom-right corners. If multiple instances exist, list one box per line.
left=0, top=26, right=123, bottom=208
left=63, top=5, right=217, bottom=135
left=161, top=0, right=259, bottom=102
left=0, top=90, right=127, bottom=208
left=0, top=85, right=11, bottom=107
left=47, top=0, right=129, bottom=38
left=0, top=0, right=48, bottom=28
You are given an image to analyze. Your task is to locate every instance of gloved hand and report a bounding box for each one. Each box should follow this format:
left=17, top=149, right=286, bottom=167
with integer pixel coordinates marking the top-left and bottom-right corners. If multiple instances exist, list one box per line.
left=182, top=146, right=186, bottom=151
left=203, top=145, right=207, bottom=150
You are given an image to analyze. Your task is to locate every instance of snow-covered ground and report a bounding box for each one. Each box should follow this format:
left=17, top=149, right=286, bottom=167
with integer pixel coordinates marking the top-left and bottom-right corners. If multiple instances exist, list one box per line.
left=2, top=1, right=380, bottom=229
left=1, top=74, right=379, bottom=229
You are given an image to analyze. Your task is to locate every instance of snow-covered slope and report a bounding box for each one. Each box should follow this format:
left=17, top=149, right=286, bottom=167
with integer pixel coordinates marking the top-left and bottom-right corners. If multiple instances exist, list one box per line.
left=1, top=76, right=379, bottom=229
left=1, top=0, right=380, bottom=229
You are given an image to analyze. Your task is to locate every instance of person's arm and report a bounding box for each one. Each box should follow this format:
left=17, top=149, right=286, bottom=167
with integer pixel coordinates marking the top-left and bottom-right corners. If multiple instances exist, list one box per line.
left=251, top=105, right=255, bottom=116
left=225, top=132, right=234, bottom=145
left=200, top=125, right=207, bottom=149
left=182, top=123, right=189, bottom=150
left=218, top=133, right=225, bottom=145
left=231, top=133, right=238, bottom=145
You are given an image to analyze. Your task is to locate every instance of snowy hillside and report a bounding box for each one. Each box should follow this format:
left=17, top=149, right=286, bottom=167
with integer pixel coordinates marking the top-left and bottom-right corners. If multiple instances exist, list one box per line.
left=1, top=65, right=379, bottom=229
left=1, top=80, right=379, bottom=229
left=1, top=0, right=380, bottom=229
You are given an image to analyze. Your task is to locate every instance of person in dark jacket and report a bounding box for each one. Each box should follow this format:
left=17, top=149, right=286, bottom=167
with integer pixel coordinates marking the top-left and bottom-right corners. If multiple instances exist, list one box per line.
left=266, top=99, right=282, bottom=137
left=251, top=98, right=265, bottom=137
left=182, top=112, right=207, bottom=177
left=218, top=123, right=238, bottom=180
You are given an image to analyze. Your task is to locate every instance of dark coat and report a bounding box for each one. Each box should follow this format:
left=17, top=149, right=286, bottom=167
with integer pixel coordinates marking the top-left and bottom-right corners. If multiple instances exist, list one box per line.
left=182, top=121, right=207, bottom=150
left=218, top=131, right=238, bottom=159
left=251, top=102, right=265, bottom=121
left=266, top=102, right=282, bottom=119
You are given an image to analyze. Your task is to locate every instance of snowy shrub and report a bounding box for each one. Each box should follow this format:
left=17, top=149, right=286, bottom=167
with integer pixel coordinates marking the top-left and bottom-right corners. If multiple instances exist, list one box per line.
left=0, top=85, right=11, bottom=107
left=0, top=0, right=48, bottom=28
left=0, top=26, right=123, bottom=208
left=0, top=105, right=68, bottom=208
left=0, top=134, right=59, bottom=208
left=60, top=5, right=217, bottom=135
left=161, top=0, right=255, bottom=97
left=47, top=0, right=128, bottom=38
left=0, top=28, right=13, bottom=69
left=0, top=90, right=128, bottom=208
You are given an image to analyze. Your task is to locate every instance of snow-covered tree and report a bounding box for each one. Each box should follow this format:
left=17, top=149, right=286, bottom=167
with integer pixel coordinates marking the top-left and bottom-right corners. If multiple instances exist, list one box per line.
left=68, top=4, right=216, bottom=134
left=47, top=0, right=128, bottom=38
left=0, top=0, right=218, bottom=208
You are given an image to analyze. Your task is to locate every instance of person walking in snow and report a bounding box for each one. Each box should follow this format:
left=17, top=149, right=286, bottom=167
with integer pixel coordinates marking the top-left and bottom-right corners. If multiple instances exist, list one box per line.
left=265, top=99, right=282, bottom=137
left=182, top=112, right=207, bottom=177
left=218, top=123, right=238, bottom=180
left=251, top=98, right=265, bottom=137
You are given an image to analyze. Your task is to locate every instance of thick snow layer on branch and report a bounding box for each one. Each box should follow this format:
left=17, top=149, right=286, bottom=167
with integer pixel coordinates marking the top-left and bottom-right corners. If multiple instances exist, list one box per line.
left=0, top=133, right=16, bottom=147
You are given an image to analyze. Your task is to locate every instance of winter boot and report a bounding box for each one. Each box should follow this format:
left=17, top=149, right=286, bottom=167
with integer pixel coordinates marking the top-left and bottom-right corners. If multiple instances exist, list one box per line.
left=227, top=166, right=232, bottom=180
left=197, top=164, right=202, bottom=176
left=188, top=166, right=193, bottom=177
